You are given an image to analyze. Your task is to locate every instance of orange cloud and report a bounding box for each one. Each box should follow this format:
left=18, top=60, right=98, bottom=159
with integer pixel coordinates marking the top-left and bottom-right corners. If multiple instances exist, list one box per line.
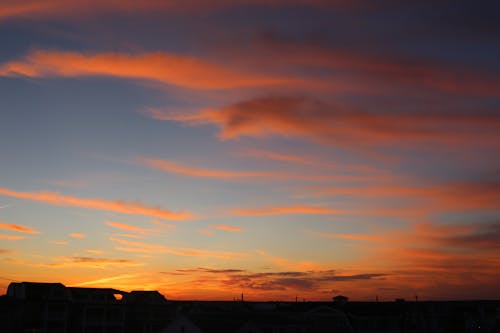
left=312, top=181, right=500, bottom=213
left=86, top=249, right=104, bottom=254
left=197, top=228, right=214, bottom=236
left=139, top=157, right=280, bottom=179
left=0, top=50, right=295, bottom=90
left=49, top=241, right=69, bottom=245
left=232, top=205, right=339, bottom=216
left=0, top=187, right=191, bottom=220
left=156, top=96, right=499, bottom=147
left=6, top=256, right=142, bottom=269
left=138, top=157, right=374, bottom=183
left=0, top=222, right=39, bottom=234
left=212, top=224, right=243, bottom=232
left=0, top=234, right=25, bottom=240
left=236, top=148, right=309, bottom=164
left=69, top=233, right=86, bottom=239
left=106, top=221, right=147, bottom=233
left=226, top=33, right=500, bottom=98
left=110, top=237, right=245, bottom=260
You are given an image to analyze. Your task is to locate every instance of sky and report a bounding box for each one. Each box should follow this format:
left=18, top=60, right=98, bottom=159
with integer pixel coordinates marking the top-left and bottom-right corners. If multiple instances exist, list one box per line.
left=0, top=0, right=499, bottom=301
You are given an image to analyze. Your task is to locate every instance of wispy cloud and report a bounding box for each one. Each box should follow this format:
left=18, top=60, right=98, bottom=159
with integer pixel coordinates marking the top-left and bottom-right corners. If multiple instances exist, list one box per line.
left=197, top=228, right=214, bottom=236
left=0, top=50, right=295, bottom=90
left=138, top=157, right=281, bottom=180
left=69, top=233, right=86, bottom=239
left=49, top=240, right=69, bottom=245
left=156, top=96, right=499, bottom=147
left=110, top=237, right=245, bottom=260
left=138, top=157, right=371, bottom=183
left=161, top=267, right=386, bottom=292
left=236, top=148, right=310, bottom=165
left=310, top=181, right=500, bottom=213
left=86, top=249, right=104, bottom=254
left=0, top=234, right=25, bottom=240
left=232, top=205, right=338, bottom=216
left=0, top=223, right=39, bottom=234
left=72, top=273, right=141, bottom=287
left=0, top=187, right=191, bottom=220
left=212, top=224, right=243, bottom=232
left=5, top=256, right=142, bottom=269
left=106, top=221, right=147, bottom=233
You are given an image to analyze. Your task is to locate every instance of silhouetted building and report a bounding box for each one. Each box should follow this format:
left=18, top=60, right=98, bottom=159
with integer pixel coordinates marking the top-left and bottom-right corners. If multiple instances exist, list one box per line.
left=3, top=282, right=500, bottom=333
left=3, top=282, right=172, bottom=333
left=124, top=290, right=171, bottom=333
left=7, top=282, right=71, bottom=333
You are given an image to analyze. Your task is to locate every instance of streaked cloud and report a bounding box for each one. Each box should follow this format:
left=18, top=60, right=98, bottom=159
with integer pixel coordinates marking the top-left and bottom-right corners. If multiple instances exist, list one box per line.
left=6, top=256, right=142, bottom=269
left=232, top=205, right=338, bottom=216
left=138, top=156, right=372, bottom=183
left=236, top=148, right=309, bottom=165
left=157, top=96, right=499, bottom=147
left=0, top=234, right=25, bottom=240
left=311, top=181, right=500, bottom=213
left=138, top=157, right=280, bottom=180
left=106, top=221, right=147, bottom=233
left=49, top=240, right=69, bottom=245
left=0, top=50, right=295, bottom=90
left=212, top=224, right=243, bottom=232
left=197, top=228, right=214, bottom=236
left=161, top=267, right=386, bottom=293
left=69, top=233, right=86, bottom=239
left=110, top=237, right=245, bottom=260
left=72, top=273, right=141, bottom=287
left=172, top=267, right=246, bottom=274
left=0, top=187, right=191, bottom=220
left=228, top=31, right=500, bottom=98
left=0, top=223, right=40, bottom=234
left=70, top=257, right=139, bottom=266
left=86, top=249, right=104, bottom=254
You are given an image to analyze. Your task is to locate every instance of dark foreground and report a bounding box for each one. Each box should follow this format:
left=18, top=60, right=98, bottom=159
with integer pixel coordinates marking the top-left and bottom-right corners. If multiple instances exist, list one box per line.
left=1, top=282, right=499, bottom=333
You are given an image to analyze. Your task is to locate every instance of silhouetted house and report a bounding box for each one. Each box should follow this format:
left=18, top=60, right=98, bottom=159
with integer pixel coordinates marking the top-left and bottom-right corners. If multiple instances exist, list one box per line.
left=0, top=294, right=18, bottom=332
left=124, top=290, right=171, bottom=333
left=2, top=282, right=175, bottom=333
left=68, top=287, right=126, bottom=333
left=7, top=282, right=71, bottom=333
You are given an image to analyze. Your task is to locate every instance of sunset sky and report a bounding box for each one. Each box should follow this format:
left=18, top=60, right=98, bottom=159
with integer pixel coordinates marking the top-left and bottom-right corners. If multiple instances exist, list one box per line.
left=1, top=0, right=499, bottom=301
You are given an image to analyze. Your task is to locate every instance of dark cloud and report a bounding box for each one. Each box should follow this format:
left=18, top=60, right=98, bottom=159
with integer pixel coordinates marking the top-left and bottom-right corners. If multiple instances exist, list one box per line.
left=442, top=222, right=500, bottom=250
left=216, top=269, right=386, bottom=291
left=322, top=273, right=387, bottom=281
left=174, top=267, right=246, bottom=274
left=71, top=257, right=136, bottom=264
